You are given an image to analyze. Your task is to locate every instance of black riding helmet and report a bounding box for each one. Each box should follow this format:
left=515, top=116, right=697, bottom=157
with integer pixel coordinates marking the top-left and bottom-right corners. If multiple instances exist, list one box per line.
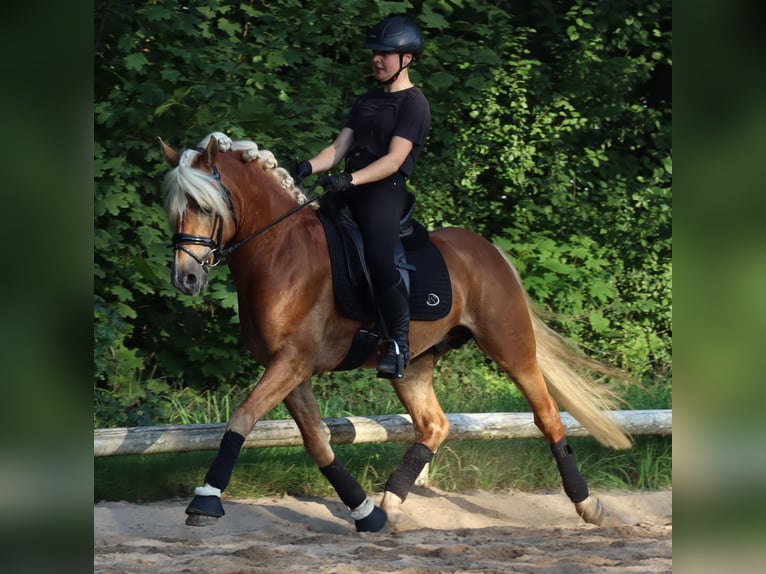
left=364, top=15, right=424, bottom=85
left=364, top=15, right=424, bottom=59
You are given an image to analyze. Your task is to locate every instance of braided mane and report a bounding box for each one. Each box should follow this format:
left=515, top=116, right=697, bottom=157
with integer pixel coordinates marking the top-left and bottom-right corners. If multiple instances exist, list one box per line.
left=163, top=131, right=315, bottom=227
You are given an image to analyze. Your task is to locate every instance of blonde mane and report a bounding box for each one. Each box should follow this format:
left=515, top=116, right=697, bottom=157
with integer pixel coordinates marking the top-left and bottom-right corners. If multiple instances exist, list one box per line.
left=163, top=131, right=315, bottom=227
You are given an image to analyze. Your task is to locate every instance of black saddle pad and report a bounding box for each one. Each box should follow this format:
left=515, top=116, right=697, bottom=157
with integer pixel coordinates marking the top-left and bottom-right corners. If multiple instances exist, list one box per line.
left=318, top=208, right=452, bottom=322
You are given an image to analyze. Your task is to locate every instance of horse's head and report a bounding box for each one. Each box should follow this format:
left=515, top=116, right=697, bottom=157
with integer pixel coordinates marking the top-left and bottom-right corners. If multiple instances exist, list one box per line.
left=161, top=132, right=315, bottom=296
left=160, top=134, right=238, bottom=296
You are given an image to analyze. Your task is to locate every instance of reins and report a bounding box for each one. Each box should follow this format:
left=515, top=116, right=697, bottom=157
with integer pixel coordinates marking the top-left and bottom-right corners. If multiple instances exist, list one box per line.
left=218, top=181, right=322, bottom=260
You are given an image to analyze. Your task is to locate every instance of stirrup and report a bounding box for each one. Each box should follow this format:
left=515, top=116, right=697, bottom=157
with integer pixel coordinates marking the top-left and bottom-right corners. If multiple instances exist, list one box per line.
left=377, top=340, right=409, bottom=379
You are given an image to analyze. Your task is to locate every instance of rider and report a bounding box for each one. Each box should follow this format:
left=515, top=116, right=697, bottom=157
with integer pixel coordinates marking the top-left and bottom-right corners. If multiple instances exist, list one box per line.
left=292, top=15, right=430, bottom=380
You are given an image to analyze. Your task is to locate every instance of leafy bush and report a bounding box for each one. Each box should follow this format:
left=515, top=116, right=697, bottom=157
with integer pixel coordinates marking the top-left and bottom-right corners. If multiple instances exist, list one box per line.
left=94, top=0, right=671, bottom=426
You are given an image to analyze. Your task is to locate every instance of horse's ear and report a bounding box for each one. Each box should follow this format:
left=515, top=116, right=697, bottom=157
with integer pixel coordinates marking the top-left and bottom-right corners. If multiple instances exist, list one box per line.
left=199, top=134, right=219, bottom=170
left=159, top=138, right=180, bottom=167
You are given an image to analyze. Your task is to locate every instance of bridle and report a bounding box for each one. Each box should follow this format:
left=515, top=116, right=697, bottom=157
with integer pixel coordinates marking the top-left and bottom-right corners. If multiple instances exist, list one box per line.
left=173, top=211, right=227, bottom=268
left=171, top=163, right=320, bottom=270
left=171, top=165, right=236, bottom=269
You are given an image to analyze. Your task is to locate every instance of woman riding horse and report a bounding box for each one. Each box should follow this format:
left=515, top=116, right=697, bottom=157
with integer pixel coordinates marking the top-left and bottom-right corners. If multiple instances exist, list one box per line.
left=162, top=129, right=631, bottom=532
left=292, top=15, right=430, bottom=380
left=161, top=19, right=631, bottom=536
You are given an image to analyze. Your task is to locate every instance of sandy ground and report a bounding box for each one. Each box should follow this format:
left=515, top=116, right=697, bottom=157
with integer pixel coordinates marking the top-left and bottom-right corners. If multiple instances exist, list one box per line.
left=94, top=487, right=671, bottom=573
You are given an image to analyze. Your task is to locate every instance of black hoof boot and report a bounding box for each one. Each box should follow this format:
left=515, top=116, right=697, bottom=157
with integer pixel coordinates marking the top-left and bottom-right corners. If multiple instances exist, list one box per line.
left=185, top=495, right=224, bottom=526
left=355, top=506, right=388, bottom=532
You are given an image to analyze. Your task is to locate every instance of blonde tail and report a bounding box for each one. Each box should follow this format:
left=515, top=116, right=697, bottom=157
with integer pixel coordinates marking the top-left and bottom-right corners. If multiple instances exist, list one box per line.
left=500, top=247, right=633, bottom=450
left=530, top=306, right=632, bottom=450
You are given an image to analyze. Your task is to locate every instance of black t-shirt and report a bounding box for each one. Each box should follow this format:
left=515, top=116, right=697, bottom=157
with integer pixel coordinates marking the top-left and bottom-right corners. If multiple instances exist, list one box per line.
left=344, top=86, right=430, bottom=177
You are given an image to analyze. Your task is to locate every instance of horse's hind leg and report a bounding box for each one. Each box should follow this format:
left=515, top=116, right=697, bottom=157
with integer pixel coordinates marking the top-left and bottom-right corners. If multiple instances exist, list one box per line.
left=494, top=350, right=603, bottom=523
left=474, top=307, right=604, bottom=525
left=381, top=354, right=450, bottom=521
left=282, top=381, right=387, bottom=532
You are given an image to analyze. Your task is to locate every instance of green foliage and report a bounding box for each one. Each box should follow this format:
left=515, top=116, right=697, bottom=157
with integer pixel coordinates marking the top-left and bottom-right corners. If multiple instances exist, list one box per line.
left=427, top=436, right=672, bottom=493
left=94, top=0, right=671, bottom=425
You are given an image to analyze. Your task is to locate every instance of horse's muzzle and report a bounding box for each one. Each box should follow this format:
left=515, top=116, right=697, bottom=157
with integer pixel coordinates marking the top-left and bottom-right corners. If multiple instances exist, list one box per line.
left=172, top=260, right=209, bottom=296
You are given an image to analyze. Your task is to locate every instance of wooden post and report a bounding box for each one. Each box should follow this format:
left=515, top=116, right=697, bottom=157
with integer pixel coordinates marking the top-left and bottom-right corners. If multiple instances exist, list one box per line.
left=94, top=410, right=672, bottom=457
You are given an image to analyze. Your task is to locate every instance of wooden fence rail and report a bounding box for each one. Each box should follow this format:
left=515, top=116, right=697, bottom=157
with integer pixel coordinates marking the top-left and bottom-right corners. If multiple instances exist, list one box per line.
left=94, top=409, right=671, bottom=457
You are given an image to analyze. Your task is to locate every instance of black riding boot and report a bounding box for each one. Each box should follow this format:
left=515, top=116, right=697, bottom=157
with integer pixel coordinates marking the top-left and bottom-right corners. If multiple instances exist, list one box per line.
left=376, top=277, right=410, bottom=379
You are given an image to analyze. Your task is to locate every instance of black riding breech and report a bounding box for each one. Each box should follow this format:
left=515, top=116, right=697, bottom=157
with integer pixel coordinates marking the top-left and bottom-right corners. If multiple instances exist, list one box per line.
left=345, top=172, right=409, bottom=291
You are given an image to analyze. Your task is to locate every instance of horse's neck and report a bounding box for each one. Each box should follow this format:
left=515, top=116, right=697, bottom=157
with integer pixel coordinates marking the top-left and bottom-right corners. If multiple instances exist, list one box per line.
left=233, top=177, right=297, bottom=237
left=227, top=206, right=326, bottom=320
left=228, top=182, right=311, bottom=268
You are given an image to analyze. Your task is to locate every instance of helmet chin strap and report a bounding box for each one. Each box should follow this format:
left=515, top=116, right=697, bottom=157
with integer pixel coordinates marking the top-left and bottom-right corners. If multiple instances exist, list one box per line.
left=379, top=53, right=411, bottom=86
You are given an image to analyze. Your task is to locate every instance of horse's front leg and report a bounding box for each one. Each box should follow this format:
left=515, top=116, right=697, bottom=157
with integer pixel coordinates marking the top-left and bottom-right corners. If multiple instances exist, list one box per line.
left=184, top=358, right=308, bottom=526
left=380, top=354, right=450, bottom=522
left=283, top=381, right=387, bottom=532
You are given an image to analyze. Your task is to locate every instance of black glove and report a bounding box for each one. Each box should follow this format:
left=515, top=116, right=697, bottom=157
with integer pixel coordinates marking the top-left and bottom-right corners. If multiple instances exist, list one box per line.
left=319, top=172, right=355, bottom=197
left=291, top=159, right=313, bottom=185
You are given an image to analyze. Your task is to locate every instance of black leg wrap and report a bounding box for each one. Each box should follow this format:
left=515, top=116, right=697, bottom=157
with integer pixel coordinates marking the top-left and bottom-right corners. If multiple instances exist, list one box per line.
left=204, top=430, right=245, bottom=491
left=185, top=494, right=225, bottom=517
left=320, top=457, right=366, bottom=509
left=550, top=438, right=589, bottom=503
left=384, top=443, right=434, bottom=501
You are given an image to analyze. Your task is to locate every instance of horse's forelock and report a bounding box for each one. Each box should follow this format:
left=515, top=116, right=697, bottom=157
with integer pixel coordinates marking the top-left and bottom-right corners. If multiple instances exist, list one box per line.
left=163, top=160, right=230, bottom=226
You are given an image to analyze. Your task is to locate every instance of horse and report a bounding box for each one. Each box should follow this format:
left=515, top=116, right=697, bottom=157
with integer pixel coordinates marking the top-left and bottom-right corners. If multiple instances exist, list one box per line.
left=160, top=131, right=631, bottom=532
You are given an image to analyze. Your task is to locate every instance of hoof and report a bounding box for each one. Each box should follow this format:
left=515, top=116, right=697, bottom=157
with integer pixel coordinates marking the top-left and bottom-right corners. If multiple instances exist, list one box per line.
left=380, top=491, right=403, bottom=515
left=185, top=513, right=221, bottom=527
left=185, top=494, right=224, bottom=527
left=575, top=496, right=605, bottom=526
left=355, top=506, right=388, bottom=533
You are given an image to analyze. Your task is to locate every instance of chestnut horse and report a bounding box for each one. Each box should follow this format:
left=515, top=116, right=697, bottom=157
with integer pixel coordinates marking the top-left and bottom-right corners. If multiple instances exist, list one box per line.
left=160, top=132, right=631, bottom=532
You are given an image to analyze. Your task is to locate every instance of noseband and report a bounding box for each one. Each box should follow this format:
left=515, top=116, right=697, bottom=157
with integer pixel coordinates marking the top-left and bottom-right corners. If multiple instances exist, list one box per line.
left=172, top=211, right=226, bottom=268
